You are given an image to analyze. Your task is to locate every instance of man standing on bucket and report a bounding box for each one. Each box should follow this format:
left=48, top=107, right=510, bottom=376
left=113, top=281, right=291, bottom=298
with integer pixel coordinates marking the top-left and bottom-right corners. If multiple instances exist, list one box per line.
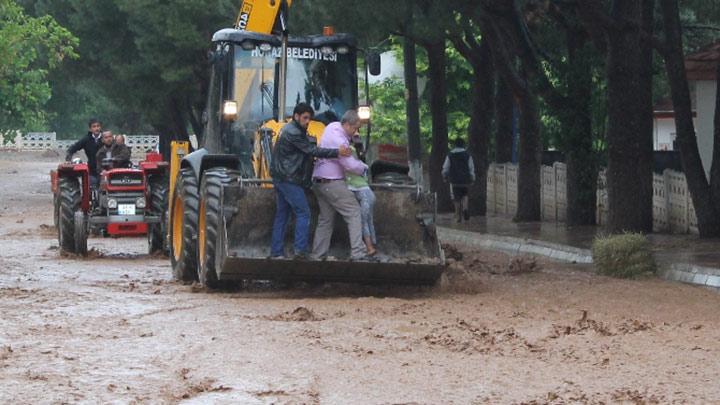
left=310, top=110, right=372, bottom=261
left=269, top=103, right=351, bottom=259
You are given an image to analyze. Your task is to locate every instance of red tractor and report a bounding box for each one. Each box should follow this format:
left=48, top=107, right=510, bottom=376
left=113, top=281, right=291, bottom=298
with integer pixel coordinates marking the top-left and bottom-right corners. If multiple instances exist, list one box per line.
left=51, top=152, right=169, bottom=255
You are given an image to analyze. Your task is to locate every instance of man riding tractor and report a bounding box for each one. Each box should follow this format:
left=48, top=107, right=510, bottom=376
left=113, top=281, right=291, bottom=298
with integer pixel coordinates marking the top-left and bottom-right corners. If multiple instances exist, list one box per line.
left=52, top=134, right=169, bottom=255
left=95, top=131, right=132, bottom=175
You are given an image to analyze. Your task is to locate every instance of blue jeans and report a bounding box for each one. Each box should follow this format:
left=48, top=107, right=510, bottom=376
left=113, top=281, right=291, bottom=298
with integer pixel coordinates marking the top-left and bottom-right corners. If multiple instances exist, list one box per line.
left=271, top=181, right=310, bottom=257
left=353, top=187, right=376, bottom=244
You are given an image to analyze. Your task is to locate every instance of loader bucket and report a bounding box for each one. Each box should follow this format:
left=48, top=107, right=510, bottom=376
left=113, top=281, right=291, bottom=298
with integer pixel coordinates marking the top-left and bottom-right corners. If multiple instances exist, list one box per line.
left=216, top=182, right=444, bottom=285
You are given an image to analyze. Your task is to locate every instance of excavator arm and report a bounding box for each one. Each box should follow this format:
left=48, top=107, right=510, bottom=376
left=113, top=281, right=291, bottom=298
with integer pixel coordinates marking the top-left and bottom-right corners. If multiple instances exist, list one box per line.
left=235, top=0, right=293, bottom=34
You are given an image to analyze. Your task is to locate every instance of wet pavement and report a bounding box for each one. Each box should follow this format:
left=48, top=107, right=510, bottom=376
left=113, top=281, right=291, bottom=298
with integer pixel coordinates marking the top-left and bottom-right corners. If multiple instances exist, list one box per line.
left=437, top=213, right=720, bottom=271
left=3, top=152, right=720, bottom=403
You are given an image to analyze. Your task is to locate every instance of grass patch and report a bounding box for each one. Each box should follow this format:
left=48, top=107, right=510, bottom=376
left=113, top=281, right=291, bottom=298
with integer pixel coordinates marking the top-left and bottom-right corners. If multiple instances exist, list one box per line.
left=592, top=233, right=656, bottom=278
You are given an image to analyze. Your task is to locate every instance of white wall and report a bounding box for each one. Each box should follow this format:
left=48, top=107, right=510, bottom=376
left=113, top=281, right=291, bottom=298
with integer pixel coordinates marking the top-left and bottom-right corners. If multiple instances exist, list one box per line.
left=694, top=80, right=717, bottom=175
left=653, top=118, right=677, bottom=150
left=368, top=51, right=403, bottom=84
left=367, top=51, right=427, bottom=96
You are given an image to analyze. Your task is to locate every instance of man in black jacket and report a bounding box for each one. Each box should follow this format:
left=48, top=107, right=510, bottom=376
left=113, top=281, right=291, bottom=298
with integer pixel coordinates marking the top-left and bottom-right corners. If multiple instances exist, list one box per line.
left=66, top=118, right=103, bottom=186
left=95, top=131, right=132, bottom=174
left=442, top=138, right=476, bottom=223
left=269, top=103, right=351, bottom=258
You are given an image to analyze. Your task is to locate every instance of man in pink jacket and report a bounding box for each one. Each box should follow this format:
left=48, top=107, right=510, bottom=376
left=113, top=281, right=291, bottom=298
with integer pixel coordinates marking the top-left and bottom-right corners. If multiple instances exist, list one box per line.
left=310, top=110, right=370, bottom=260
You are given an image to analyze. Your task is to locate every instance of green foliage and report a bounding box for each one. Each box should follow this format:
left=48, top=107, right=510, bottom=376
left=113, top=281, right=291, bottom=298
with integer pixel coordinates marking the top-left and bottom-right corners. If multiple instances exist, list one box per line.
left=29, top=0, right=237, bottom=138
left=290, top=0, right=397, bottom=48
left=444, top=43, right=473, bottom=143
left=368, top=40, right=472, bottom=149
left=369, top=77, right=431, bottom=146
left=0, top=0, right=77, bottom=131
left=678, top=1, right=720, bottom=52
left=592, top=233, right=657, bottom=279
left=15, top=0, right=715, bottom=151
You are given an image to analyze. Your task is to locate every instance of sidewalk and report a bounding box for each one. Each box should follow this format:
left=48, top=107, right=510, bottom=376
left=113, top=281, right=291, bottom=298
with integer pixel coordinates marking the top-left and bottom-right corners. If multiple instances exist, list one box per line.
left=436, top=214, right=720, bottom=290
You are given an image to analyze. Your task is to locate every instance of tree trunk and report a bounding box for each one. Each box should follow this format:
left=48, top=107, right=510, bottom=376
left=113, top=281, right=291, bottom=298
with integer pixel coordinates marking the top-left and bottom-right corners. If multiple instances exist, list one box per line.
left=605, top=1, right=653, bottom=233
left=711, top=62, right=720, bottom=210
left=637, top=0, right=656, bottom=229
left=404, top=35, right=422, bottom=166
left=564, top=37, right=597, bottom=225
left=515, top=77, right=542, bottom=222
left=425, top=40, right=452, bottom=212
left=495, top=76, right=514, bottom=163
left=660, top=0, right=720, bottom=236
left=482, top=17, right=541, bottom=221
left=466, top=39, right=494, bottom=216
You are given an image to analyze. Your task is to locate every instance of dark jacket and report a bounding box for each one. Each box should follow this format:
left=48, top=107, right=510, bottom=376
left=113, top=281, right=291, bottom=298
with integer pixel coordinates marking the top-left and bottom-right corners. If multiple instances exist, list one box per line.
left=66, top=132, right=102, bottom=176
left=448, top=150, right=471, bottom=184
left=270, top=120, right=338, bottom=188
left=442, top=147, right=476, bottom=185
left=95, top=143, right=132, bottom=174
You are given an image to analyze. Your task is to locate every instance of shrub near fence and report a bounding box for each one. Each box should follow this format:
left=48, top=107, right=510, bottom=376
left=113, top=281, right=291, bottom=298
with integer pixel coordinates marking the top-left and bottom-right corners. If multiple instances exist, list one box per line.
left=487, top=162, right=699, bottom=235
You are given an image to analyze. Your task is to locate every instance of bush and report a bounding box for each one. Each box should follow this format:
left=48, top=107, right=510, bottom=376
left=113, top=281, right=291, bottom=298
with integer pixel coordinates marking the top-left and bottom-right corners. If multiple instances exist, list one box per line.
left=592, top=233, right=656, bottom=278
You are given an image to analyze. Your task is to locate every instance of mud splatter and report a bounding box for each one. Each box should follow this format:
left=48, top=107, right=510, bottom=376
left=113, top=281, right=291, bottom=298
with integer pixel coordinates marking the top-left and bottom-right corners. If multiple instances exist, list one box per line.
left=269, top=306, right=324, bottom=322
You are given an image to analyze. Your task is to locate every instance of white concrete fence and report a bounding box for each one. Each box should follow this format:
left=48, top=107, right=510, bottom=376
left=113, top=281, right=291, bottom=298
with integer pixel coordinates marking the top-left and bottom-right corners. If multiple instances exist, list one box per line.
left=487, top=162, right=699, bottom=235
left=0, top=132, right=159, bottom=157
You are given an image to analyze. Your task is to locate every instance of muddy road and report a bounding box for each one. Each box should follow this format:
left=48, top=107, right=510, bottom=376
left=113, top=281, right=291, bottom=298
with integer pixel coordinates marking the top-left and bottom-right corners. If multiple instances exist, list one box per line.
left=1, top=151, right=719, bottom=404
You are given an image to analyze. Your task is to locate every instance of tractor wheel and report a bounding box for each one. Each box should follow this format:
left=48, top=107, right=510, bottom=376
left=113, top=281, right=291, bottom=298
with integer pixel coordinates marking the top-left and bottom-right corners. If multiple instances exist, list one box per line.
left=169, top=168, right=199, bottom=282
left=53, top=194, right=59, bottom=228
left=74, top=211, right=88, bottom=256
left=147, top=174, right=169, bottom=255
left=57, top=176, right=81, bottom=253
left=198, top=168, right=239, bottom=289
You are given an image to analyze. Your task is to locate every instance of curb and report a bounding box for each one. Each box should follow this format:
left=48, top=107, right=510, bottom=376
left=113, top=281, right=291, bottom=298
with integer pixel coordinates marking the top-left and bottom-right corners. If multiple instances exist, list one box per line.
left=436, top=227, right=593, bottom=264
left=437, top=226, right=720, bottom=291
left=659, top=263, right=720, bottom=290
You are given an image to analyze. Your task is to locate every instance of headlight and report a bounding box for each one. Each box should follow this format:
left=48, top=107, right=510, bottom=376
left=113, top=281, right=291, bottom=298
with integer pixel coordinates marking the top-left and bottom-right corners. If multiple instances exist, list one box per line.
left=240, top=40, right=255, bottom=50
left=320, top=46, right=334, bottom=55
left=107, top=199, right=118, bottom=209
left=358, top=105, right=372, bottom=121
left=223, top=100, right=238, bottom=120
left=135, top=197, right=146, bottom=209
left=259, top=42, right=273, bottom=52
left=336, top=45, right=350, bottom=55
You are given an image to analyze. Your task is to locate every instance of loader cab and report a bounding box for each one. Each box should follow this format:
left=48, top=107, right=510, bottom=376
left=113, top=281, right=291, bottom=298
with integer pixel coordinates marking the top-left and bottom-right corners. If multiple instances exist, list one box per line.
left=204, top=29, right=359, bottom=175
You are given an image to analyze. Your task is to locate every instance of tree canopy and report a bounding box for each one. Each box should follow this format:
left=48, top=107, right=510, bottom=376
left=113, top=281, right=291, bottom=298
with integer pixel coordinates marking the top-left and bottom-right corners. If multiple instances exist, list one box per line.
left=5, top=0, right=720, bottom=234
left=0, top=0, right=77, bottom=131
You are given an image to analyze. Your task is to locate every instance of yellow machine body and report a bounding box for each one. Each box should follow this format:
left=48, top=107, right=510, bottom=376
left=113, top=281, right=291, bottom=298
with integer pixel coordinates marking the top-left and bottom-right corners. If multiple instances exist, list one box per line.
left=252, top=119, right=326, bottom=182
left=168, top=141, right=190, bottom=203
left=235, top=0, right=293, bottom=34
left=166, top=0, right=444, bottom=287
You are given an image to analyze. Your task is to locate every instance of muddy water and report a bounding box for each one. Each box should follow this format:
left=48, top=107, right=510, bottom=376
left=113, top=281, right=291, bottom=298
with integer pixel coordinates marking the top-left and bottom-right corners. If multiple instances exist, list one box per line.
left=1, top=151, right=719, bottom=404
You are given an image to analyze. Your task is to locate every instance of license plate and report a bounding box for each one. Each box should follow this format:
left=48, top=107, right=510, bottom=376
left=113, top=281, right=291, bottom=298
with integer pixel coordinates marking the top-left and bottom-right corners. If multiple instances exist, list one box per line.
left=118, top=204, right=136, bottom=215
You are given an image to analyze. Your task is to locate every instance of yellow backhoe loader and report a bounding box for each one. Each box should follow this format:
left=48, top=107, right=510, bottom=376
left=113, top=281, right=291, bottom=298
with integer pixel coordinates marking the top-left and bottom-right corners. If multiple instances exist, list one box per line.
left=166, top=0, right=444, bottom=288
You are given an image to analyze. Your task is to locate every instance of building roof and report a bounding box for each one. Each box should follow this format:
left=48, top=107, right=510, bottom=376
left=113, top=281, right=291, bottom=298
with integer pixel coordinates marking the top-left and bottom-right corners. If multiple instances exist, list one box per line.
left=686, top=41, right=720, bottom=81
left=653, top=96, right=696, bottom=118
left=654, top=41, right=717, bottom=117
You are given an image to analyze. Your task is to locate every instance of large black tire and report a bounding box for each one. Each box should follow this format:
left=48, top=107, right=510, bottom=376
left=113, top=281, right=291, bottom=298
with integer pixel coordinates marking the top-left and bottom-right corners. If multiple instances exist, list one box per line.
left=147, top=174, right=169, bottom=255
left=74, top=211, right=88, bottom=255
left=170, top=168, right=199, bottom=282
left=53, top=194, right=59, bottom=228
left=198, top=168, right=239, bottom=289
left=57, top=176, right=81, bottom=253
